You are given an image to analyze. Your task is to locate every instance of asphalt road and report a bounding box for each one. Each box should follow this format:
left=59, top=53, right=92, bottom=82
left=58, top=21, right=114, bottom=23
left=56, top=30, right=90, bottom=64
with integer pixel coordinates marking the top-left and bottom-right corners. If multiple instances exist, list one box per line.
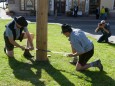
left=48, top=18, right=115, bottom=36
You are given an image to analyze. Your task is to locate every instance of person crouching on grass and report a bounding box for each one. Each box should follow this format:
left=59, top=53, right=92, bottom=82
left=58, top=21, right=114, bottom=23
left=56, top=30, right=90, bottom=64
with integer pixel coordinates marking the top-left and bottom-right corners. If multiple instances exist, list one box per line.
left=95, top=20, right=111, bottom=43
left=4, top=16, right=34, bottom=58
left=61, top=24, right=103, bottom=71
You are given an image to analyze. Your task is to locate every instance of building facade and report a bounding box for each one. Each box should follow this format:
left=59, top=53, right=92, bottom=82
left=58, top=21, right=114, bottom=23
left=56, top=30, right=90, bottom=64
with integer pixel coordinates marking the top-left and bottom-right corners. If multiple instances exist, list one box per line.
left=8, top=0, right=115, bottom=16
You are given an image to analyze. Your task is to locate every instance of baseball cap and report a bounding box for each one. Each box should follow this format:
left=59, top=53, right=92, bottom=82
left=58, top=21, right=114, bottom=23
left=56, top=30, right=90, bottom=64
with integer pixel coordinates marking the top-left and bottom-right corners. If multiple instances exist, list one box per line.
left=61, top=24, right=72, bottom=33
left=100, top=20, right=105, bottom=24
left=14, top=16, right=28, bottom=27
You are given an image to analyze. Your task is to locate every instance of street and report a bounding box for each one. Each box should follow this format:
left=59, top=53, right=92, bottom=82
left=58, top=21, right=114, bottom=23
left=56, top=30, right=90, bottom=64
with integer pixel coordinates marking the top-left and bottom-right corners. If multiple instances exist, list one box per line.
left=48, top=18, right=115, bottom=42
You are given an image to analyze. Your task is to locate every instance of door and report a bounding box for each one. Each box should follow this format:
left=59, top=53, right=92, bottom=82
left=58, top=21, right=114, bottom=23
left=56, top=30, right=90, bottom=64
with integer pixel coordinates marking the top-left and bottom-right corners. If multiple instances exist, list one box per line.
left=89, top=0, right=100, bottom=14
left=54, top=0, right=66, bottom=15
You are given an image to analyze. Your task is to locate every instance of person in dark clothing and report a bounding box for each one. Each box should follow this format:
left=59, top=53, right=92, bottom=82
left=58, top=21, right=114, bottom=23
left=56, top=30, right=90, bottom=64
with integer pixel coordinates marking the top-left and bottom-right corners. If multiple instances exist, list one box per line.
left=74, top=6, right=78, bottom=17
left=4, top=16, right=34, bottom=58
left=95, top=7, right=100, bottom=19
left=95, top=20, right=111, bottom=43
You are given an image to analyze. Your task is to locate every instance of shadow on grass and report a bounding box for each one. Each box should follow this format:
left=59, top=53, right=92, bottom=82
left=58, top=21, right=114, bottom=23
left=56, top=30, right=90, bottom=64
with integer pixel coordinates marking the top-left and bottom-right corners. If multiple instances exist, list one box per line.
left=8, top=57, right=45, bottom=86
left=108, top=42, right=115, bottom=48
left=33, top=60, right=75, bottom=86
left=80, top=70, right=115, bottom=86
left=8, top=58, right=75, bottom=86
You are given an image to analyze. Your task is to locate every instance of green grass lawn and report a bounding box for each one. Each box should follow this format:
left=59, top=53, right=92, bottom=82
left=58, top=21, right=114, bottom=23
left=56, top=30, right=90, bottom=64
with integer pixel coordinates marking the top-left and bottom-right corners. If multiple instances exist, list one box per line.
left=0, top=19, right=115, bottom=86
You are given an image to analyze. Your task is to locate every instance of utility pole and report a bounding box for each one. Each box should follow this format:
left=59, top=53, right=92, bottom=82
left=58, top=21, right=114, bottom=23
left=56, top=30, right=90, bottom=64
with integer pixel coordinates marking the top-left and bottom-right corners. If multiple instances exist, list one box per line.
left=36, top=0, right=48, bottom=61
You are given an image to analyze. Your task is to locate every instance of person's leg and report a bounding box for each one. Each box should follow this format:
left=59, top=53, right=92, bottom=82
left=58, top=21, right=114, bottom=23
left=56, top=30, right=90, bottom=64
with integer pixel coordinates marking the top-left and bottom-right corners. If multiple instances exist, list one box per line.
left=4, top=34, right=14, bottom=57
left=22, top=32, right=34, bottom=58
left=89, top=59, right=103, bottom=71
left=76, top=63, right=91, bottom=71
left=6, top=50, right=14, bottom=57
left=104, top=34, right=109, bottom=43
left=76, top=59, right=103, bottom=71
left=76, top=47, right=94, bottom=71
left=97, top=14, right=99, bottom=19
left=97, top=35, right=105, bottom=43
left=22, top=32, right=34, bottom=49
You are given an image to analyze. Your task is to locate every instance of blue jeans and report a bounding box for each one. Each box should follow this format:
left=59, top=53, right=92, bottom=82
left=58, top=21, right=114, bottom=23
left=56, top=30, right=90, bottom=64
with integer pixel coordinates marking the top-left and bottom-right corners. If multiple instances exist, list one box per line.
left=100, top=13, right=107, bottom=20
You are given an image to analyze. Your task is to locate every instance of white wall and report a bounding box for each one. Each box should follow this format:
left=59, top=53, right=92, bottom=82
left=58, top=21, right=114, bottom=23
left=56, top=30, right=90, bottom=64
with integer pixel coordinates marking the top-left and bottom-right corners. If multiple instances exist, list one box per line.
left=66, top=0, right=72, bottom=11
left=100, top=0, right=114, bottom=10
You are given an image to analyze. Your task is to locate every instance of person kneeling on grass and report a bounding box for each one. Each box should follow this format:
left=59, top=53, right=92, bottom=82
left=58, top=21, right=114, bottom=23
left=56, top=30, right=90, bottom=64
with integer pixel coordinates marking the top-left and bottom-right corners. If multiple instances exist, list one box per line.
left=4, top=16, right=34, bottom=58
left=95, top=20, right=111, bottom=43
left=61, top=24, right=103, bottom=71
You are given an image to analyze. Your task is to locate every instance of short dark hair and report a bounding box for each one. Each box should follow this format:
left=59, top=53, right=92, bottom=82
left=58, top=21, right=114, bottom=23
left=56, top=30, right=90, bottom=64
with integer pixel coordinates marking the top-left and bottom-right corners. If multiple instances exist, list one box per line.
left=61, top=24, right=72, bottom=33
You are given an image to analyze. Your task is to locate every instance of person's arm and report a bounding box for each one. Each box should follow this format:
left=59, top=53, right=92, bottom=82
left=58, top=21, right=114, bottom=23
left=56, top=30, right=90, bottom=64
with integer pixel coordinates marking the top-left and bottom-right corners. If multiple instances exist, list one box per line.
left=67, top=52, right=82, bottom=57
left=8, top=37, right=25, bottom=50
left=25, top=31, right=34, bottom=50
left=95, top=27, right=100, bottom=33
left=95, top=23, right=101, bottom=33
left=102, top=28, right=109, bottom=33
left=67, top=41, right=85, bottom=57
left=6, top=27, right=25, bottom=50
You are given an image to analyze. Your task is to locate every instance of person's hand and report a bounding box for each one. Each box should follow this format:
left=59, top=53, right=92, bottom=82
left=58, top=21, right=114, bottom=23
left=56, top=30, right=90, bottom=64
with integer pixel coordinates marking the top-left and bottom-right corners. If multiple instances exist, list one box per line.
left=98, top=23, right=104, bottom=29
left=67, top=53, right=74, bottom=57
left=20, top=46, right=25, bottom=51
left=29, top=47, right=34, bottom=51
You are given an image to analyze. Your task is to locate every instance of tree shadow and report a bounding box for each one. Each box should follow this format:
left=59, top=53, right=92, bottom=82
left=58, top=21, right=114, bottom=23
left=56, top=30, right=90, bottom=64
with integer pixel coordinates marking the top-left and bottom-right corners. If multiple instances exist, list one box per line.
left=8, top=57, right=45, bottom=86
left=8, top=58, right=75, bottom=86
left=32, top=60, right=75, bottom=86
left=80, top=70, right=115, bottom=86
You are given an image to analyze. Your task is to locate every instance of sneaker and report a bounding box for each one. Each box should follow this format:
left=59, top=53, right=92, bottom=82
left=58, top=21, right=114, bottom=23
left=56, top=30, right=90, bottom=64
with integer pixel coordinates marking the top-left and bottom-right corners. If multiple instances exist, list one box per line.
left=23, top=49, right=34, bottom=59
left=95, top=60, right=103, bottom=71
left=69, top=57, right=78, bottom=65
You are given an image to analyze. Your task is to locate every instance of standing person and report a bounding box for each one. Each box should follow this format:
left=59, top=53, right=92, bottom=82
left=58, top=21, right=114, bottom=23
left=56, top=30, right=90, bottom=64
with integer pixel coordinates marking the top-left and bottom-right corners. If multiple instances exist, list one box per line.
left=95, top=20, right=111, bottom=43
left=100, top=6, right=106, bottom=20
left=95, top=7, right=100, bottom=19
left=4, top=16, right=34, bottom=58
left=74, top=6, right=78, bottom=17
left=61, top=24, right=103, bottom=71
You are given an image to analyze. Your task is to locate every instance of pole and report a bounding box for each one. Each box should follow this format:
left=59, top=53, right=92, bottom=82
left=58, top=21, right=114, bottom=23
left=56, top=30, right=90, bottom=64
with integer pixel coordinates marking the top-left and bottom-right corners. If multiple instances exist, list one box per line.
left=36, top=0, right=48, bottom=61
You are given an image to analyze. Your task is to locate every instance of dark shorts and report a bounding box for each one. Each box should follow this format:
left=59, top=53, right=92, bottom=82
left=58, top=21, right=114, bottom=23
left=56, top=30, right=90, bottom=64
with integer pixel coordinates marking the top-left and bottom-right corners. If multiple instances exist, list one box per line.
left=4, top=32, right=24, bottom=51
left=78, top=46, right=94, bottom=66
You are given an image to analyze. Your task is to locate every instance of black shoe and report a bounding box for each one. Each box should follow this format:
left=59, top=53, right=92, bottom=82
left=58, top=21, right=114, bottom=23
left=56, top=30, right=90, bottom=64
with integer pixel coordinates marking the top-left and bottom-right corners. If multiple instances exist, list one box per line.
left=69, top=58, right=78, bottom=65
left=95, top=60, right=103, bottom=71
left=23, top=49, right=34, bottom=59
left=4, top=47, right=6, bottom=54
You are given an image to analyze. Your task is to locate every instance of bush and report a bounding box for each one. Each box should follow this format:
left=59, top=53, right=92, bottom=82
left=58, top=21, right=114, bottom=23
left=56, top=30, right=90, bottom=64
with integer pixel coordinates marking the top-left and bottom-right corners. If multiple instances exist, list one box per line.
left=66, top=11, right=73, bottom=17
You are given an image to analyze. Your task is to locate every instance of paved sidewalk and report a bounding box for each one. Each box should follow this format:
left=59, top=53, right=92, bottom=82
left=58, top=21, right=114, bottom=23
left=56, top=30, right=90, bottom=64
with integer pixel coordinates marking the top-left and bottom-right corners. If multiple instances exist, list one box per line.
left=0, top=8, right=12, bottom=19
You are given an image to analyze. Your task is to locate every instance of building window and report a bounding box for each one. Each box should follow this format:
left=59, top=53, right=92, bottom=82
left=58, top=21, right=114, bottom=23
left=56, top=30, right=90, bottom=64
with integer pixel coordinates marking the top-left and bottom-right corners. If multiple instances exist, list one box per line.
left=20, top=0, right=35, bottom=11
